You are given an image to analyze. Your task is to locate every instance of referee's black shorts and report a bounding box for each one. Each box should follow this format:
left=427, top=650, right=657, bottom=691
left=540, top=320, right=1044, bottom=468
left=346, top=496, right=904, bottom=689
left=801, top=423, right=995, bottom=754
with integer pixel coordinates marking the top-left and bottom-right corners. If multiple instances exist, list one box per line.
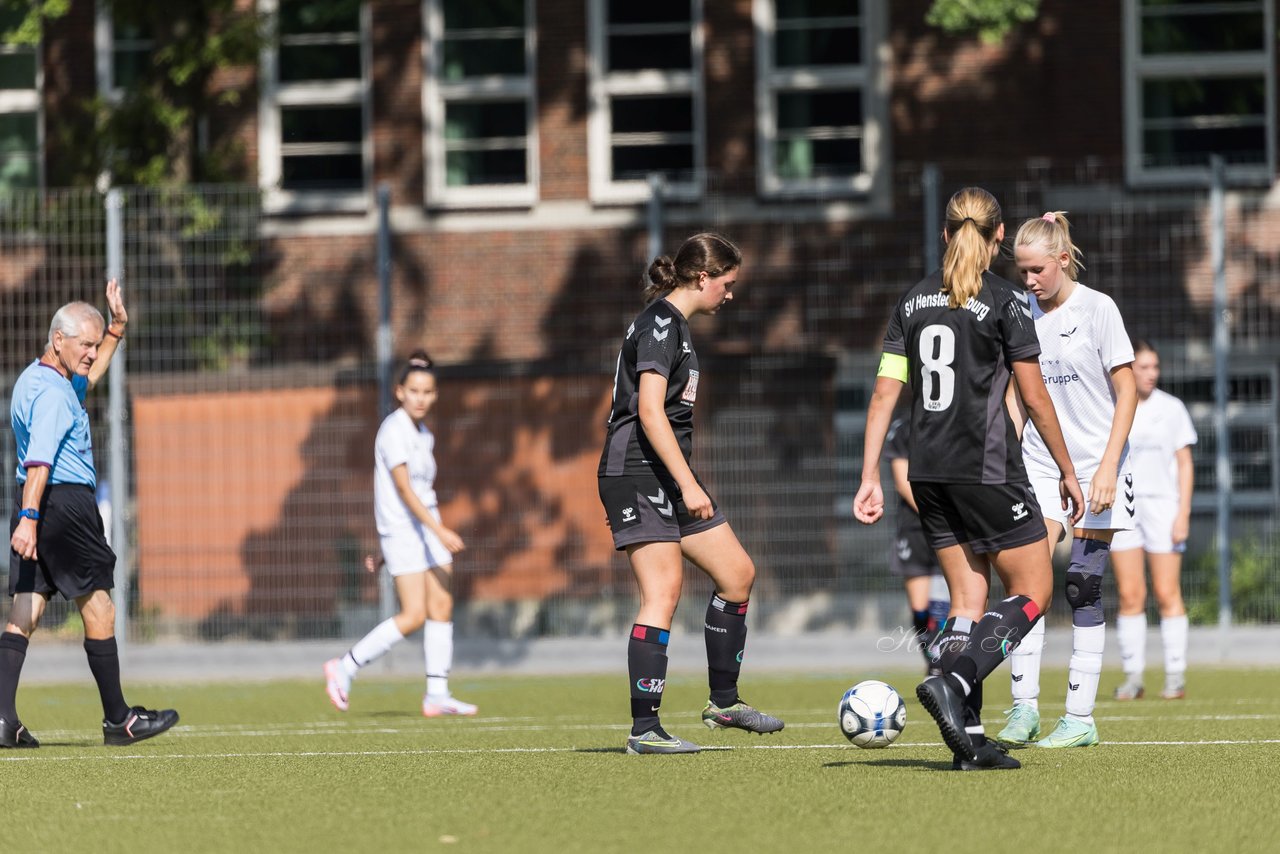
left=912, top=481, right=1047, bottom=555
left=9, top=483, right=117, bottom=600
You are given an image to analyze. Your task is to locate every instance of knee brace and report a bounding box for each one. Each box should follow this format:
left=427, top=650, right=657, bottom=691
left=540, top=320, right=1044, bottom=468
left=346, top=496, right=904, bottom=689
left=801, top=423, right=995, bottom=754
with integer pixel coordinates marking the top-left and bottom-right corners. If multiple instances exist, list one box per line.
left=1065, top=537, right=1109, bottom=627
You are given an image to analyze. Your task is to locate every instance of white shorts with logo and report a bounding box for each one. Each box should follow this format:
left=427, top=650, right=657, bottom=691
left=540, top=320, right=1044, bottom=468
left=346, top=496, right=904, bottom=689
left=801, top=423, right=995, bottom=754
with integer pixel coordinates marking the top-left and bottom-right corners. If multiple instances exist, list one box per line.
left=380, top=507, right=452, bottom=576
left=1030, top=474, right=1135, bottom=533
left=1111, top=495, right=1185, bottom=554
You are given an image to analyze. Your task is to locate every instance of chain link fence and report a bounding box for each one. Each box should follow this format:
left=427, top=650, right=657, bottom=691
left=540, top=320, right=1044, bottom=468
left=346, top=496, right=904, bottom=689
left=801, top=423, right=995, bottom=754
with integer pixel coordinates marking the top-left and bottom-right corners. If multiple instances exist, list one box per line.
left=1, top=160, right=1276, bottom=642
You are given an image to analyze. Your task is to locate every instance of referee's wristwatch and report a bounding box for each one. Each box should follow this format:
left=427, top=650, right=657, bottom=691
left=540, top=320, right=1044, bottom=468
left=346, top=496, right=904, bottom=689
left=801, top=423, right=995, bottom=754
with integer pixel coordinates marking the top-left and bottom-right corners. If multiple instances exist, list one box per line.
left=17, top=508, right=39, bottom=521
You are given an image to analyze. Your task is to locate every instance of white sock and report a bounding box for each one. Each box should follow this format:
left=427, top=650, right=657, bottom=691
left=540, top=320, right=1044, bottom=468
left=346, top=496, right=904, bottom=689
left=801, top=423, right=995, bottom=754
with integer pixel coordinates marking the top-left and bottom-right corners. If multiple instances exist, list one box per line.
left=1161, top=614, right=1189, bottom=677
left=1009, top=619, right=1044, bottom=709
left=1065, top=623, right=1106, bottom=721
left=347, top=618, right=405, bottom=674
left=1116, top=612, right=1147, bottom=678
left=424, top=619, right=454, bottom=698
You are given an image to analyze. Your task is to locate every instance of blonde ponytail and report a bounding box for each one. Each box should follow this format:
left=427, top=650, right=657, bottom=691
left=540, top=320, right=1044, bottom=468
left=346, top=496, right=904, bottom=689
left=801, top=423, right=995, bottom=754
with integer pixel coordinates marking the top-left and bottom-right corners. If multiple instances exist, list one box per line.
left=941, top=187, right=1002, bottom=309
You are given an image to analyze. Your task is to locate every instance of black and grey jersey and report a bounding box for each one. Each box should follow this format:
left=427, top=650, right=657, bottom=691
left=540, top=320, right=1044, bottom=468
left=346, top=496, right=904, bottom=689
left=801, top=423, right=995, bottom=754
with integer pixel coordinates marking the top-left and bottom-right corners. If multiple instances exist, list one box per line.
left=883, top=270, right=1040, bottom=484
left=598, top=298, right=701, bottom=477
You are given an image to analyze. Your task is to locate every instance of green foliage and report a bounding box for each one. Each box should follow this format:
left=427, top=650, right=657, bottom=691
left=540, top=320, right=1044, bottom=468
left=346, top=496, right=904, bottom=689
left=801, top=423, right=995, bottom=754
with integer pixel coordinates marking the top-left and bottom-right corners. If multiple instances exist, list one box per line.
left=0, top=0, right=68, bottom=46
left=1188, top=533, right=1280, bottom=624
left=926, top=0, right=1042, bottom=44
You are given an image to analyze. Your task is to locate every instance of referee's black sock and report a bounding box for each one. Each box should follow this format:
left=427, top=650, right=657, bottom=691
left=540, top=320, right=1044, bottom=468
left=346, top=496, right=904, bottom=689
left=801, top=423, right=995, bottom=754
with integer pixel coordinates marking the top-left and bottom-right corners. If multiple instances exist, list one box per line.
left=705, top=595, right=748, bottom=708
left=629, top=624, right=670, bottom=737
left=0, top=632, right=29, bottom=721
left=84, top=637, right=131, bottom=723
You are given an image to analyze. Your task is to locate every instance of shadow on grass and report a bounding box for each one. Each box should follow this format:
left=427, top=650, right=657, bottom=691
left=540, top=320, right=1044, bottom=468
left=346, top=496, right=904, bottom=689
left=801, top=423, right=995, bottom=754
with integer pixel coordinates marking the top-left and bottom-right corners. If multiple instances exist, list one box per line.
left=369, top=710, right=424, bottom=719
left=575, top=747, right=626, bottom=754
left=823, top=758, right=954, bottom=771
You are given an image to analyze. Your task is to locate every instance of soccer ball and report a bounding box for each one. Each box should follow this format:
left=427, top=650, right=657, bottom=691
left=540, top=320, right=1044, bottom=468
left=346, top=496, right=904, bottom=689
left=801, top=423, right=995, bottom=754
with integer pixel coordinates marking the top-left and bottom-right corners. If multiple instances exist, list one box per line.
left=838, top=680, right=906, bottom=748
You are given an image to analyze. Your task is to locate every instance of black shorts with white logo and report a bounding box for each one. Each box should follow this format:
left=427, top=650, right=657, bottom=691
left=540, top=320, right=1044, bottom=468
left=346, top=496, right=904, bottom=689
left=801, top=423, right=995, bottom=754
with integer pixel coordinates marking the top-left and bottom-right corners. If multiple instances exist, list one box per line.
left=598, top=470, right=726, bottom=550
left=911, top=481, right=1046, bottom=555
left=9, top=484, right=117, bottom=599
left=890, top=517, right=938, bottom=578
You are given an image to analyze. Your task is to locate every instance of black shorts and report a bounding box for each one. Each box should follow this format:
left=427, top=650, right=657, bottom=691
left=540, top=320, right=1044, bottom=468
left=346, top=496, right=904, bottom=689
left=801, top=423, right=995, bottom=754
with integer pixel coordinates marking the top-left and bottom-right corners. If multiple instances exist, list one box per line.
left=890, top=517, right=938, bottom=578
left=912, top=481, right=1046, bottom=555
left=598, top=471, right=726, bottom=550
left=9, top=484, right=117, bottom=600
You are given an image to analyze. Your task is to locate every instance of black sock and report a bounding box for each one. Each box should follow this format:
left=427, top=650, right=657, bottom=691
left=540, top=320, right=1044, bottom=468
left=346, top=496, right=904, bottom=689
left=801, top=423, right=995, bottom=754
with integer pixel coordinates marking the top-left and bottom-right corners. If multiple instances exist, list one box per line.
left=950, top=595, right=1042, bottom=694
left=0, top=632, right=29, bottom=721
left=704, top=595, right=748, bottom=708
left=84, top=637, right=131, bottom=723
left=629, top=624, right=669, bottom=736
left=934, top=616, right=973, bottom=672
left=911, top=608, right=931, bottom=664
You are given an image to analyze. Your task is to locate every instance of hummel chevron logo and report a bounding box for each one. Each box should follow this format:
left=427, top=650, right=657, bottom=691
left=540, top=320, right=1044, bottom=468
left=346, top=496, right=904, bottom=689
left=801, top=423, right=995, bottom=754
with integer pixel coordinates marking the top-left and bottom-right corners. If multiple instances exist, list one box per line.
left=652, top=328, right=669, bottom=341
left=1125, top=490, right=1134, bottom=502
left=1125, top=474, right=1133, bottom=487
left=654, top=316, right=672, bottom=327
left=647, top=488, right=674, bottom=517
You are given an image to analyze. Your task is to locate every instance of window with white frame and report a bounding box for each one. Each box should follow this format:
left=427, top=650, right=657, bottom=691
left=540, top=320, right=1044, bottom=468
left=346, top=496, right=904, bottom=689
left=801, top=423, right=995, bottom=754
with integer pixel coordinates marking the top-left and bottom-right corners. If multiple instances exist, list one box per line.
left=588, top=0, right=703, bottom=202
left=260, top=0, right=370, bottom=209
left=1125, top=0, right=1275, bottom=183
left=423, top=0, right=536, bottom=207
left=95, top=4, right=154, bottom=101
left=0, top=4, right=40, bottom=192
left=755, top=0, right=885, bottom=197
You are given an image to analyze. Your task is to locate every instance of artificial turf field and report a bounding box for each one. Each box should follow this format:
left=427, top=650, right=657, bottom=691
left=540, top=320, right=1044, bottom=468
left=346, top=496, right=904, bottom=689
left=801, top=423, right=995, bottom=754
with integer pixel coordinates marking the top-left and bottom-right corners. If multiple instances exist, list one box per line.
left=2, top=667, right=1277, bottom=853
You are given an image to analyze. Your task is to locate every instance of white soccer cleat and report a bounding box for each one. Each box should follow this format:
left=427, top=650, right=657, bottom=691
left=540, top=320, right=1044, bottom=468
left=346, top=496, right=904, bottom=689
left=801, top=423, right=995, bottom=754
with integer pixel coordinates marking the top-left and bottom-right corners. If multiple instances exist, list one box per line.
left=323, top=658, right=350, bottom=712
left=422, top=695, right=478, bottom=717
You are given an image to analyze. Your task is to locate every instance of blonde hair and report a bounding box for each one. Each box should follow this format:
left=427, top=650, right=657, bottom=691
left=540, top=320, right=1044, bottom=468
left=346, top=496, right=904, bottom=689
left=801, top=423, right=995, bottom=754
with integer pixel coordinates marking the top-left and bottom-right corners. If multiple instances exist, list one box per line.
left=1014, top=210, right=1085, bottom=280
left=941, top=187, right=1002, bottom=309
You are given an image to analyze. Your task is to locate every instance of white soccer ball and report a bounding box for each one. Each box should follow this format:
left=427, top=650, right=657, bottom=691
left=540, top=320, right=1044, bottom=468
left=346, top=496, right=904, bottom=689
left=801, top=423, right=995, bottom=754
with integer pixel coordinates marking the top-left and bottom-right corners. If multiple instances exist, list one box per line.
left=838, top=679, right=906, bottom=748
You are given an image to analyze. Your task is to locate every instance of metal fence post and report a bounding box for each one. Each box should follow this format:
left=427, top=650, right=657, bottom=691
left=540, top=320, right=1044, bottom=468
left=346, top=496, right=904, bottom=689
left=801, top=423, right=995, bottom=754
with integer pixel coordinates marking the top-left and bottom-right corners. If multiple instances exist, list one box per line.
left=1209, top=155, right=1232, bottom=650
left=105, top=188, right=129, bottom=649
left=647, top=173, right=665, bottom=264
left=922, top=163, right=941, bottom=273
left=376, top=184, right=396, bottom=632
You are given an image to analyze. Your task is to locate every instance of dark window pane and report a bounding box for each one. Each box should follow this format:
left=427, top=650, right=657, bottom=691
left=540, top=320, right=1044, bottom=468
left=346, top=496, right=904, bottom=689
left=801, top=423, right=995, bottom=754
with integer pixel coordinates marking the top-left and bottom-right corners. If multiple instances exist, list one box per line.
left=113, top=49, right=150, bottom=90
left=282, top=154, right=363, bottom=191
left=0, top=52, right=36, bottom=89
left=0, top=152, right=38, bottom=191
left=280, top=44, right=362, bottom=82
left=1142, top=126, right=1267, bottom=168
left=282, top=106, right=363, bottom=143
left=776, top=26, right=860, bottom=66
left=776, top=137, right=861, bottom=179
left=1144, top=77, right=1267, bottom=120
left=777, top=0, right=860, bottom=19
left=612, top=96, right=693, bottom=134
left=445, top=148, right=527, bottom=186
left=1142, top=13, right=1265, bottom=54
left=612, top=143, right=694, bottom=181
left=442, top=37, right=525, bottom=79
left=279, top=0, right=360, bottom=35
left=609, top=33, right=691, bottom=71
left=445, top=101, right=526, bottom=140
left=777, top=90, right=862, bottom=130
left=608, top=0, right=690, bottom=26
left=0, top=112, right=37, bottom=152
left=444, top=0, right=523, bottom=29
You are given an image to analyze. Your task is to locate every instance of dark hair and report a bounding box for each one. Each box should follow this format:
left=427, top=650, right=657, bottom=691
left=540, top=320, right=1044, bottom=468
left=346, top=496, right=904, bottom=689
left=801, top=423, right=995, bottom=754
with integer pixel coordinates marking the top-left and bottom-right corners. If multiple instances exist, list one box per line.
left=643, top=232, right=742, bottom=303
left=398, top=349, right=434, bottom=384
left=1132, top=338, right=1158, bottom=357
left=941, top=187, right=1002, bottom=309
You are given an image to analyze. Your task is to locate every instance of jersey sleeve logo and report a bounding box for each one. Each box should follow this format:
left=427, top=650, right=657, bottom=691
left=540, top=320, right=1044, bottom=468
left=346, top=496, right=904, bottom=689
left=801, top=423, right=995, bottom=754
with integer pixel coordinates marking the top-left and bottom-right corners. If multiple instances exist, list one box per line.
left=652, top=315, right=672, bottom=341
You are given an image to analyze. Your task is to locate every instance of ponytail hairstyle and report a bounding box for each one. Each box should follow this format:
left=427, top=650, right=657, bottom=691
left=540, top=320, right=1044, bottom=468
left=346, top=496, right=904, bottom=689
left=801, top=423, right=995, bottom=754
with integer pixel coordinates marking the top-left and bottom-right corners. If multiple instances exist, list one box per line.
left=1014, top=210, right=1086, bottom=281
left=941, top=187, right=1003, bottom=309
left=643, top=232, right=742, bottom=304
left=398, top=349, right=434, bottom=385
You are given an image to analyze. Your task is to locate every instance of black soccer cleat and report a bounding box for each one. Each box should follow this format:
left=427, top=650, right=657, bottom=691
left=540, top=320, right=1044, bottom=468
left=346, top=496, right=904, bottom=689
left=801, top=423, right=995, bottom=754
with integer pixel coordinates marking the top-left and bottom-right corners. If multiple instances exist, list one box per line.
left=953, top=741, right=1021, bottom=771
left=103, top=706, right=180, bottom=746
left=916, top=676, right=976, bottom=761
left=0, top=717, right=39, bottom=749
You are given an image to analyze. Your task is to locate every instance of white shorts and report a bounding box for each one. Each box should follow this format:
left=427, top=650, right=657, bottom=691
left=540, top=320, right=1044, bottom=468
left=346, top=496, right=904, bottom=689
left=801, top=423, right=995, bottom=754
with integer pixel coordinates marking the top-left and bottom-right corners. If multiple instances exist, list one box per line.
left=1031, top=475, right=1134, bottom=533
left=1111, top=495, right=1185, bottom=554
left=380, top=507, right=452, bottom=576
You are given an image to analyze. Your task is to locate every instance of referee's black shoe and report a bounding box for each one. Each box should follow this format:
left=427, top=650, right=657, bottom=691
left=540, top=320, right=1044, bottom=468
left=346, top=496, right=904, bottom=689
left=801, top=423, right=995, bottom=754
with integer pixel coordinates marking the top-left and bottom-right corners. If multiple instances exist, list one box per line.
left=916, top=675, right=975, bottom=761
left=0, top=717, right=39, bottom=748
left=103, top=706, right=180, bottom=746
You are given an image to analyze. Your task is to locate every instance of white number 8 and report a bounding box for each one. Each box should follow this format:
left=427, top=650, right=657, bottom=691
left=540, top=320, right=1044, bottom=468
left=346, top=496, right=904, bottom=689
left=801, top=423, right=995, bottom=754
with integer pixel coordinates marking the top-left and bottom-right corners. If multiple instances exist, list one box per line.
left=919, top=324, right=955, bottom=411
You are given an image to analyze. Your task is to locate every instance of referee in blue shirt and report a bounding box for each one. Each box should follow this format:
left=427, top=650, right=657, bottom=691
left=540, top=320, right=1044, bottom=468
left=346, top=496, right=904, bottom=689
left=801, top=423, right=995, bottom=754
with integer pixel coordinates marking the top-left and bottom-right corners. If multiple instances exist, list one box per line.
left=1, top=280, right=177, bottom=748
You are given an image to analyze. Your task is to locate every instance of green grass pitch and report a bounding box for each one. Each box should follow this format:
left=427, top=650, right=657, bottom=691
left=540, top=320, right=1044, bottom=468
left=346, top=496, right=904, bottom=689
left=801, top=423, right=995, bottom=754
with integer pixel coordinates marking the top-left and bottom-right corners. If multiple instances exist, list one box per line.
left=2, top=666, right=1277, bottom=853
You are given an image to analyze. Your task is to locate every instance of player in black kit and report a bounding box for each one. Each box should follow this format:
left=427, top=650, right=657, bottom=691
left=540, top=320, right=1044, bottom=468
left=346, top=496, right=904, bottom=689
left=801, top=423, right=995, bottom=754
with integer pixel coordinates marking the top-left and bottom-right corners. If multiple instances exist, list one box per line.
left=598, top=232, right=784, bottom=755
left=854, top=187, right=1084, bottom=770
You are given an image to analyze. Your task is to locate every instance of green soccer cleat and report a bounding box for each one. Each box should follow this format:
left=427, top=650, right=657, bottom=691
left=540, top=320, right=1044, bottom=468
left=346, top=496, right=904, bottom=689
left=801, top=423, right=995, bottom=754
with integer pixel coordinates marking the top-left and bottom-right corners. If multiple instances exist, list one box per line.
left=1035, top=716, right=1100, bottom=749
left=701, top=700, right=785, bottom=734
left=996, top=703, right=1041, bottom=745
left=625, top=730, right=701, bottom=755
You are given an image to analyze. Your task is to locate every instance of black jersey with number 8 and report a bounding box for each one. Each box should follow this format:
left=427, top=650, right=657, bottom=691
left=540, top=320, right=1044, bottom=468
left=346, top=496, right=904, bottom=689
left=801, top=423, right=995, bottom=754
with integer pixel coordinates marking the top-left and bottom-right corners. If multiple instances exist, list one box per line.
left=882, top=270, right=1040, bottom=484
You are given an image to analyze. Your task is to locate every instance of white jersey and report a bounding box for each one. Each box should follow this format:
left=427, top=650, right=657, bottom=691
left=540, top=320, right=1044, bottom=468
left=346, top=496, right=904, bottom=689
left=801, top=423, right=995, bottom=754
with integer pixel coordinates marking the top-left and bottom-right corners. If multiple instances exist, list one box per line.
left=374, top=408, right=439, bottom=534
left=1022, top=284, right=1134, bottom=483
left=1127, top=388, right=1197, bottom=497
